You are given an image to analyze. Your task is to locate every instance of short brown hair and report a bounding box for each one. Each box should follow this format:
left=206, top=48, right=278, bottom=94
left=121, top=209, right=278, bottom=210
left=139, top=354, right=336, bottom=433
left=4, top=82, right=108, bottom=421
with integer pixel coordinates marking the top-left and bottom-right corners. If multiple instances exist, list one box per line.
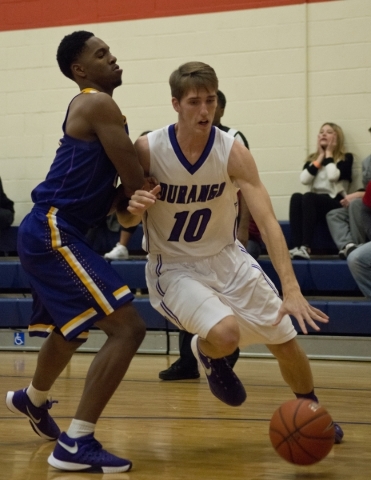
left=169, top=61, right=218, bottom=101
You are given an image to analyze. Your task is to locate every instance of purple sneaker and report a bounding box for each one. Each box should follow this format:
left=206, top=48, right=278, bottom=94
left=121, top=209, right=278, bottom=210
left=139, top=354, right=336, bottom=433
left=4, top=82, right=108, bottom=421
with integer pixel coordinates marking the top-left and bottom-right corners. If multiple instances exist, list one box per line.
left=48, top=432, right=132, bottom=473
left=6, top=388, right=60, bottom=440
left=191, top=335, right=246, bottom=407
left=334, top=423, right=344, bottom=444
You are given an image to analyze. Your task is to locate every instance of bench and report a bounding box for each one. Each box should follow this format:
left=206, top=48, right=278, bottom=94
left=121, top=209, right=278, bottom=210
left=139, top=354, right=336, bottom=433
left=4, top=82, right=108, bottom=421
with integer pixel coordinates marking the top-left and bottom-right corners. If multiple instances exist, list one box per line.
left=0, top=259, right=368, bottom=336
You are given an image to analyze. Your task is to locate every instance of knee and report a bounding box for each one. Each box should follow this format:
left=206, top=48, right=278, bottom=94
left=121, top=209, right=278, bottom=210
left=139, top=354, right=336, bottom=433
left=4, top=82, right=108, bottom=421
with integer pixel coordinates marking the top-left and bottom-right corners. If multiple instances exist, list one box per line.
left=348, top=200, right=361, bottom=216
left=347, top=251, right=355, bottom=270
left=207, top=317, right=240, bottom=356
left=326, top=209, right=335, bottom=221
left=302, top=191, right=315, bottom=204
left=290, top=192, right=303, bottom=206
left=99, top=305, right=147, bottom=345
left=128, top=315, right=146, bottom=344
left=48, top=331, right=81, bottom=356
left=347, top=248, right=361, bottom=271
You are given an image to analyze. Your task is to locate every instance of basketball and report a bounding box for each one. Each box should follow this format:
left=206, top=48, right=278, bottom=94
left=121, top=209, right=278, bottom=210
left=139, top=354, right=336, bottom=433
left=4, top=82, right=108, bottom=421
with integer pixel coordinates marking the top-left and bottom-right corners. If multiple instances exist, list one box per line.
left=269, top=399, right=335, bottom=465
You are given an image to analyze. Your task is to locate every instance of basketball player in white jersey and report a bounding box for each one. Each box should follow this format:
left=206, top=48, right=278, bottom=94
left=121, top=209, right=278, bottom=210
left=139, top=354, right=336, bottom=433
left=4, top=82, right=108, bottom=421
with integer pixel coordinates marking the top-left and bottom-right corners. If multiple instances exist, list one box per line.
left=121, top=61, right=343, bottom=441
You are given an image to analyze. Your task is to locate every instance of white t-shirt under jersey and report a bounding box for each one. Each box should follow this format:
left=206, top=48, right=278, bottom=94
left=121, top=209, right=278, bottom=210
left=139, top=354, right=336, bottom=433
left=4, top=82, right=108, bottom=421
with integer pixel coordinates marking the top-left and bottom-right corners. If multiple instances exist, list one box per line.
left=142, top=124, right=238, bottom=259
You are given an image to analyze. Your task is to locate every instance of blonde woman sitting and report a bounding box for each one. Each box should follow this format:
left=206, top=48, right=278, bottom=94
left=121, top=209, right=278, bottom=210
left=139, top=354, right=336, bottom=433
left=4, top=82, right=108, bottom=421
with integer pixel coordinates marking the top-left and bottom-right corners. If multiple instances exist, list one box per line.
left=289, top=122, right=353, bottom=260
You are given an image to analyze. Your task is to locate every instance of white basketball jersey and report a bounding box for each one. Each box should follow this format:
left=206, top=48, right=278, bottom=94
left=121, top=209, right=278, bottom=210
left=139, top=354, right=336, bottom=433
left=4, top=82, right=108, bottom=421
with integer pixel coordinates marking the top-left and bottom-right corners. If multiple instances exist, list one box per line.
left=143, top=125, right=239, bottom=258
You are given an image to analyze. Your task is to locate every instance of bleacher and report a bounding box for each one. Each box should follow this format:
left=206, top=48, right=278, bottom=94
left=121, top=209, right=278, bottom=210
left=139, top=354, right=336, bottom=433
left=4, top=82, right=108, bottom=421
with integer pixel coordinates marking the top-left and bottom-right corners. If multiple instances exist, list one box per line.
left=1, top=224, right=370, bottom=360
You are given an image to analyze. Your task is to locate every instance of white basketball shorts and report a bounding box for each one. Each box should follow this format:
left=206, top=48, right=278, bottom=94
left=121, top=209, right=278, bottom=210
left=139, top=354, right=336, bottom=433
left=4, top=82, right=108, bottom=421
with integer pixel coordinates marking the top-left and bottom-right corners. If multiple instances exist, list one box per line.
left=146, top=242, right=297, bottom=347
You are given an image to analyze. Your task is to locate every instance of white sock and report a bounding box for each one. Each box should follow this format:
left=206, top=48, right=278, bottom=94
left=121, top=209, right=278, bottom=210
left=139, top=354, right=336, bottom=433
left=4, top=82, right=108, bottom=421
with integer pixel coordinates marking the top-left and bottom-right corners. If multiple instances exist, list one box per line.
left=26, top=383, right=49, bottom=407
left=67, top=419, right=95, bottom=438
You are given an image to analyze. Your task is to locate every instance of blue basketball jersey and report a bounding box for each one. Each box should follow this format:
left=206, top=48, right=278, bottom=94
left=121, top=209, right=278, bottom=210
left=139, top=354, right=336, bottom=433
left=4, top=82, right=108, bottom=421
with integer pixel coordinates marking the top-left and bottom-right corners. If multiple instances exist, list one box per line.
left=18, top=90, right=134, bottom=341
left=31, top=90, right=128, bottom=231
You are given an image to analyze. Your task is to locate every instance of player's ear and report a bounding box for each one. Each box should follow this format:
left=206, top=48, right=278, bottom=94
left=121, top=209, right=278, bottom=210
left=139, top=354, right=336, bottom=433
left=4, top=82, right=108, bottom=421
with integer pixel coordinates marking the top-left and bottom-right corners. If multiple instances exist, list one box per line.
left=71, top=62, right=86, bottom=79
left=172, top=97, right=180, bottom=113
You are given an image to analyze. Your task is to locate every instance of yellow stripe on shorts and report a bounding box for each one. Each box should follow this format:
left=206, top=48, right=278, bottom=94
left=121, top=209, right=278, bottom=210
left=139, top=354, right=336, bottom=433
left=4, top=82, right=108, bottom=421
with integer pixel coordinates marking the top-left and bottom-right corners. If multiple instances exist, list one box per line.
left=46, top=207, right=114, bottom=316
left=61, top=307, right=97, bottom=338
left=113, top=285, right=131, bottom=300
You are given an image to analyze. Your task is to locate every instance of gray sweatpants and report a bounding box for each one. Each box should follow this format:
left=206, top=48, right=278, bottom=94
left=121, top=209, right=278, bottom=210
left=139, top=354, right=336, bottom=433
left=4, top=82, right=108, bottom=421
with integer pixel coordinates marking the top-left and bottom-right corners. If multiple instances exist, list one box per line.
left=326, top=198, right=366, bottom=250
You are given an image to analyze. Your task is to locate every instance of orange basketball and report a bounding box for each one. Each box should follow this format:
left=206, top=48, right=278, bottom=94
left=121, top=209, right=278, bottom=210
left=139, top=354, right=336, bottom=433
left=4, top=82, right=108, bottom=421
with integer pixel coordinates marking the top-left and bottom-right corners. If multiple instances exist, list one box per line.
left=269, top=399, right=335, bottom=465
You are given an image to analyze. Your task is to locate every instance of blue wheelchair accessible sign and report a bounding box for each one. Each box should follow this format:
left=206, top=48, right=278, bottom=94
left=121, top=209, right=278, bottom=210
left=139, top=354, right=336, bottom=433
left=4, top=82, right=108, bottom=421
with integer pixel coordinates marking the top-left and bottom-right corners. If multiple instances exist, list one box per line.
left=14, top=332, right=25, bottom=346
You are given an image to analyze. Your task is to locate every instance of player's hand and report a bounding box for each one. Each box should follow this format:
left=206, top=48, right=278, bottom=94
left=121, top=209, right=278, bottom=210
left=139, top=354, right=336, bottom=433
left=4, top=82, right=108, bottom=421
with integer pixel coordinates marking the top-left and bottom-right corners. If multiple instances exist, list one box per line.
left=273, top=292, right=329, bottom=334
left=127, top=185, right=161, bottom=215
left=142, top=176, right=159, bottom=192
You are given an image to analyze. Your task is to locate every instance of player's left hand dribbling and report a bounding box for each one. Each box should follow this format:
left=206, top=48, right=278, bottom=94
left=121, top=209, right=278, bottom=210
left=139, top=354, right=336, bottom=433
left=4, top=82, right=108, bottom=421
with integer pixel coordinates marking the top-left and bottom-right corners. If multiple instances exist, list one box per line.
left=273, top=295, right=329, bottom=335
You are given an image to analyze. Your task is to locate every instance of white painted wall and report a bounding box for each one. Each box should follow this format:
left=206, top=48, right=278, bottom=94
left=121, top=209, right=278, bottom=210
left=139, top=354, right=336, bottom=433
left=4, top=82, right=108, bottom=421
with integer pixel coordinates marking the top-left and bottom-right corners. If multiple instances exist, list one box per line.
left=0, top=0, right=370, bottom=224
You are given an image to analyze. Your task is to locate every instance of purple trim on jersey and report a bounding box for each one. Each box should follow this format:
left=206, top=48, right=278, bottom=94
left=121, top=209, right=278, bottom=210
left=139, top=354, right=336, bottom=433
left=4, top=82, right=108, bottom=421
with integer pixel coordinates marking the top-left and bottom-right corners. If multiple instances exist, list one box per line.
left=160, top=301, right=183, bottom=329
left=237, top=243, right=248, bottom=254
left=251, top=263, right=279, bottom=296
left=168, top=124, right=216, bottom=175
left=156, top=254, right=163, bottom=277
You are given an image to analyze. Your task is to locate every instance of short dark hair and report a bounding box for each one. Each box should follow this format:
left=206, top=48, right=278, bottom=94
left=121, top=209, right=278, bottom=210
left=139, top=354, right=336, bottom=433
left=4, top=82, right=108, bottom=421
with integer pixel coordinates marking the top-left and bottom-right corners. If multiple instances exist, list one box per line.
left=169, top=61, right=218, bottom=101
left=217, top=90, right=226, bottom=109
left=56, top=31, right=94, bottom=80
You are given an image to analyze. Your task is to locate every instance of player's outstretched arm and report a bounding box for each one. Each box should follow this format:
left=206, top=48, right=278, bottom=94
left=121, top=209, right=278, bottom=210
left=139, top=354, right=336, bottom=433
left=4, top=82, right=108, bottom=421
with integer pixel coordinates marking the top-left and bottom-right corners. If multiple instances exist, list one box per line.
left=228, top=141, right=329, bottom=333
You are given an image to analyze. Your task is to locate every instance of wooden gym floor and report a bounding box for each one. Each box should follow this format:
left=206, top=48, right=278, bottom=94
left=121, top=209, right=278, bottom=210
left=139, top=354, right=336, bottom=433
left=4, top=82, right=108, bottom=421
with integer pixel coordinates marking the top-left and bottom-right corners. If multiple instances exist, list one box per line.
left=0, top=351, right=370, bottom=480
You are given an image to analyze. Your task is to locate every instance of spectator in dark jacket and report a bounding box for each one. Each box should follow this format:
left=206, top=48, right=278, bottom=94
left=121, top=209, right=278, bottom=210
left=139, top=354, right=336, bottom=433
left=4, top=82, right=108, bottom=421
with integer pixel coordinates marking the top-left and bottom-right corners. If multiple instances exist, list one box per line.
left=0, top=177, right=15, bottom=233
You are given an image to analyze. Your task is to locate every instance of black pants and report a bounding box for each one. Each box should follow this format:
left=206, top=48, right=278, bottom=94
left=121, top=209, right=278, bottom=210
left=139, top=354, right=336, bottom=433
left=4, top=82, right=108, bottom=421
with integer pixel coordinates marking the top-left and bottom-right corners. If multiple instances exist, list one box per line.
left=0, top=208, right=14, bottom=230
left=289, top=192, right=342, bottom=248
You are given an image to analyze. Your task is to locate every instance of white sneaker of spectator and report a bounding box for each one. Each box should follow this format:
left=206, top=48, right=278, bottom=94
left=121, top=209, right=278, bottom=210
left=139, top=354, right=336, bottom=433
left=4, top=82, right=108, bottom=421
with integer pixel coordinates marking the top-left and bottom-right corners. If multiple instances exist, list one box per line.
left=104, top=243, right=129, bottom=260
left=289, top=247, right=299, bottom=259
left=338, top=243, right=357, bottom=260
left=292, top=246, right=311, bottom=260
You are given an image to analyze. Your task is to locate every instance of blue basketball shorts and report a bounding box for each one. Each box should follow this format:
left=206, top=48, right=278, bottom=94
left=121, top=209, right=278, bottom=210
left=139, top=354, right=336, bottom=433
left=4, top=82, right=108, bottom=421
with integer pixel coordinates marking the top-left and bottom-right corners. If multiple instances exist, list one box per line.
left=18, top=206, right=134, bottom=341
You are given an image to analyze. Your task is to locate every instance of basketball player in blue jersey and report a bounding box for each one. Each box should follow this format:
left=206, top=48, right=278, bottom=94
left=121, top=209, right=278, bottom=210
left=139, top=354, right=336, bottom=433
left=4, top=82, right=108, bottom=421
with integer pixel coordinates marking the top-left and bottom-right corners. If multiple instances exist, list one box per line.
left=122, top=61, right=344, bottom=443
left=5, top=31, right=147, bottom=473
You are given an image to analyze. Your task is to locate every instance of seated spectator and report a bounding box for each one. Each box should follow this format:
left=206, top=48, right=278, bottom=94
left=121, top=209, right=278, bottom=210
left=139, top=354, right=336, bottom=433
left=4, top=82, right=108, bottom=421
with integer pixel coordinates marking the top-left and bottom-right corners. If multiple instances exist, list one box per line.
left=0, top=177, right=15, bottom=235
left=347, top=180, right=371, bottom=299
left=289, top=123, right=353, bottom=260
left=326, top=138, right=371, bottom=259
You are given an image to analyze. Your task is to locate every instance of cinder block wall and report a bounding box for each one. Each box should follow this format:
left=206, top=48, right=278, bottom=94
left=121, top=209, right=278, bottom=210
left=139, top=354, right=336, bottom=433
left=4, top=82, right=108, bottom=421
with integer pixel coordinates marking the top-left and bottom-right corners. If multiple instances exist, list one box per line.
left=0, top=0, right=370, bottom=223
